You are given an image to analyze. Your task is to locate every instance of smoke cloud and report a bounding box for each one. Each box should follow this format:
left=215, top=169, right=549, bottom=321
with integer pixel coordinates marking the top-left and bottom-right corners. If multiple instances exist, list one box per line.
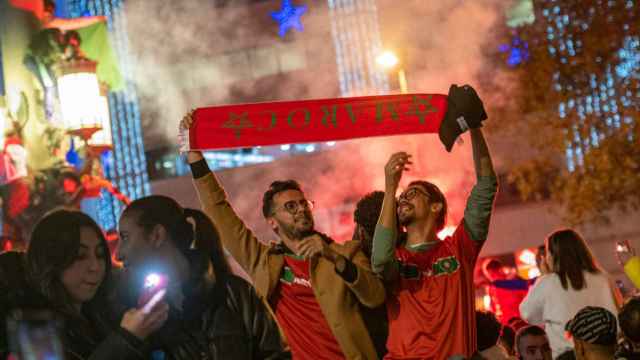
left=128, top=0, right=514, bottom=241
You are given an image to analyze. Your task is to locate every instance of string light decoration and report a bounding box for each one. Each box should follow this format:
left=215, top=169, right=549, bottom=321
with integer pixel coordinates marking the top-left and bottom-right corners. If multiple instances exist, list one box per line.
left=327, top=0, right=389, bottom=96
left=61, top=0, right=151, bottom=230
left=271, top=0, right=307, bottom=38
left=539, top=0, right=639, bottom=171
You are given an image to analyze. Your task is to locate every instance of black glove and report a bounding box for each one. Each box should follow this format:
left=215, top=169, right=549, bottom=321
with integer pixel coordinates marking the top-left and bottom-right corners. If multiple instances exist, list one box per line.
left=439, top=84, right=488, bottom=152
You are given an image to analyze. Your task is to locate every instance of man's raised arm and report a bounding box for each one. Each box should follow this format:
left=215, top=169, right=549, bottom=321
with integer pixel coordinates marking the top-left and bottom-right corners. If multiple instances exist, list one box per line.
left=182, top=113, right=269, bottom=281
left=463, top=128, right=498, bottom=243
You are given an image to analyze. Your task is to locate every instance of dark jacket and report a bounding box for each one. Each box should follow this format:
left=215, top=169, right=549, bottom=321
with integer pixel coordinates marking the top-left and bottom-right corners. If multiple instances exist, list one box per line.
left=114, top=252, right=291, bottom=360
left=0, top=251, right=146, bottom=360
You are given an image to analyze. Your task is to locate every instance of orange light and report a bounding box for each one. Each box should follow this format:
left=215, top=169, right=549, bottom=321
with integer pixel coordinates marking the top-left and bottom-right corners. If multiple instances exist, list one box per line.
left=483, top=294, right=492, bottom=310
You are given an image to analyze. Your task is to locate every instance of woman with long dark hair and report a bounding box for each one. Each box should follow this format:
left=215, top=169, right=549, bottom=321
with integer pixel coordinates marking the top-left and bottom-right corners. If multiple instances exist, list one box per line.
left=116, top=195, right=289, bottom=359
left=0, top=209, right=167, bottom=360
left=520, top=229, right=622, bottom=358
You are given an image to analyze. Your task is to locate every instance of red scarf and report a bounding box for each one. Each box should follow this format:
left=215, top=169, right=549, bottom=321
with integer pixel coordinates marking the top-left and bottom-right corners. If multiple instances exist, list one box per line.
left=187, top=94, right=447, bottom=150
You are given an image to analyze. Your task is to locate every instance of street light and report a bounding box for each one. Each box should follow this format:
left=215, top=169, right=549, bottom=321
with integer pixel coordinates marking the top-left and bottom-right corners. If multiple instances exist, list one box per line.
left=375, top=50, right=408, bottom=94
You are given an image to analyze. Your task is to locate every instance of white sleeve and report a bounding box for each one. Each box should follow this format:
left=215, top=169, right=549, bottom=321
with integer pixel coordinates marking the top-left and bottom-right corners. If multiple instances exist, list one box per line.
left=519, top=275, right=549, bottom=325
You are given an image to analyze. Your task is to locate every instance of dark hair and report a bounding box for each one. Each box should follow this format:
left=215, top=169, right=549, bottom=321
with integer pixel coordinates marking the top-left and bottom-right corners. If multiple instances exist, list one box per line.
left=27, top=209, right=111, bottom=317
left=476, top=310, right=501, bottom=351
left=619, top=296, right=640, bottom=343
left=500, top=325, right=516, bottom=355
left=484, top=258, right=502, bottom=272
left=407, top=180, right=447, bottom=231
left=354, top=191, right=385, bottom=239
left=122, top=195, right=230, bottom=279
left=535, top=245, right=546, bottom=268
left=262, top=180, right=303, bottom=218
left=515, top=325, right=547, bottom=356
left=546, top=229, right=600, bottom=290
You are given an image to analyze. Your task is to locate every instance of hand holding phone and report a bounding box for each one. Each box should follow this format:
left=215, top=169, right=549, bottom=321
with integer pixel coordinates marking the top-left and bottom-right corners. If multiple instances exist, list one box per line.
left=615, top=240, right=635, bottom=266
left=138, top=273, right=168, bottom=309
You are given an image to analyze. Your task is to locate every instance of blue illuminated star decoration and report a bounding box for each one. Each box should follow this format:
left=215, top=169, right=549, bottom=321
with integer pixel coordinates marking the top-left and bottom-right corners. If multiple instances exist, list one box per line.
left=498, top=34, right=530, bottom=67
left=271, top=0, right=307, bottom=38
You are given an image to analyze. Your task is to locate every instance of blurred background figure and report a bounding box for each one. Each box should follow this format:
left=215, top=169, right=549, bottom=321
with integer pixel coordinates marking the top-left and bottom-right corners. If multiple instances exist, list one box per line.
left=499, top=325, right=516, bottom=357
left=514, top=325, right=552, bottom=360
left=616, top=240, right=640, bottom=292
left=615, top=296, right=640, bottom=360
left=353, top=190, right=388, bottom=359
left=482, top=258, right=531, bottom=324
left=475, top=310, right=514, bottom=359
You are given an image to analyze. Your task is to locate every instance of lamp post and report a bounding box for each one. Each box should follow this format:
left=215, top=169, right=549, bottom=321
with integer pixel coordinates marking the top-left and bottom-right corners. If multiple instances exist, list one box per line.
left=376, top=50, right=408, bottom=94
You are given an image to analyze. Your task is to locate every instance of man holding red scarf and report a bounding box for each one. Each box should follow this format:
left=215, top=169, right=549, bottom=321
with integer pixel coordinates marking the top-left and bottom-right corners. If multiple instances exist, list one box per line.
left=180, top=113, right=385, bottom=360
left=371, top=85, right=498, bottom=359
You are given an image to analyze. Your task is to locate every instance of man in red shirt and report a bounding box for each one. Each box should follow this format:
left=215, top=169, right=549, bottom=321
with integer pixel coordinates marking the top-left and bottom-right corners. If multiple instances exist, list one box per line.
left=182, top=112, right=385, bottom=360
left=371, top=86, right=497, bottom=359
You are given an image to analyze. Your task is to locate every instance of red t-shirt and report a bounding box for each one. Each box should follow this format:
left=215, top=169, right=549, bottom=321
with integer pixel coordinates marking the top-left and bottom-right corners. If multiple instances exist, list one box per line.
left=272, top=255, right=345, bottom=360
left=385, top=224, right=481, bottom=360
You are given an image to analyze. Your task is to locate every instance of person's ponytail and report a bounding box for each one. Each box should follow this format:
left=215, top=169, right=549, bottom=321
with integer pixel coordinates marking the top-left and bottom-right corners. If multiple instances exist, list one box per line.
left=183, top=208, right=231, bottom=279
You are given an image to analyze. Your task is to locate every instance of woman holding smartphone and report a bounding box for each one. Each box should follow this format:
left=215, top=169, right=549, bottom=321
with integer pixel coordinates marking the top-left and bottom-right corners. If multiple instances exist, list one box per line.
left=116, top=195, right=290, bottom=359
left=0, top=209, right=168, bottom=360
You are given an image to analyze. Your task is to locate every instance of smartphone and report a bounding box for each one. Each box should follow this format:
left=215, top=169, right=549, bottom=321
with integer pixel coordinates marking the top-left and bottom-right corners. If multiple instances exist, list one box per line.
left=616, top=241, right=631, bottom=253
left=138, top=273, right=168, bottom=313
left=6, top=309, right=64, bottom=360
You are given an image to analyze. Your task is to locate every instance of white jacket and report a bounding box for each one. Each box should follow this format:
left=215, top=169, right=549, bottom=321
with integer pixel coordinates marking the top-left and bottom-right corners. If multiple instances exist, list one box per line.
left=519, top=272, right=618, bottom=358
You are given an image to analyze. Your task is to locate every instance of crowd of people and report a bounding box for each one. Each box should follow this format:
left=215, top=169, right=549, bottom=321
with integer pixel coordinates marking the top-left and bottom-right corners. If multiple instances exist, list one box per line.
left=0, top=86, right=639, bottom=360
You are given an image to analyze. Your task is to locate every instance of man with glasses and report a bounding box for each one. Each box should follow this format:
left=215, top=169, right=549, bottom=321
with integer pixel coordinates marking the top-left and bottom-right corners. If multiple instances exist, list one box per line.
left=371, top=88, right=497, bottom=359
left=181, top=112, right=385, bottom=360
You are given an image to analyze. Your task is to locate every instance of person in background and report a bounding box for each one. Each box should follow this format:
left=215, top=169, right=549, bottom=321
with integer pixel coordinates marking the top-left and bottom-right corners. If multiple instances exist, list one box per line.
left=353, top=190, right=388, bottom=359
left=520, top=229, right=622, bottom=358
left=535, top=245, right=549, bottom=277
left=514, top=325, right=552, bottom=360
left=500, top=325, right=516, bottom=357
left=616, top=240, right=640, bottom=291
left=117, top=195, right=290, bottom=359
left=476, top=311, right=514, bottom=359
left=1, top=210, right=167, bottom=360
left=615, top=296, right=640, bottom=360
left=482, top=258, right=530, bottom=324
left=565, top=306, right=617, bottom=360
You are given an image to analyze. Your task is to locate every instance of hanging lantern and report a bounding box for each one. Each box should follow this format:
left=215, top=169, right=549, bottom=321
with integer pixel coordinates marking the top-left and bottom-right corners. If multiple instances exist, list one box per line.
left=87, top=83, right=113, bottom=154
left=57, top=59, right=104, bottom=141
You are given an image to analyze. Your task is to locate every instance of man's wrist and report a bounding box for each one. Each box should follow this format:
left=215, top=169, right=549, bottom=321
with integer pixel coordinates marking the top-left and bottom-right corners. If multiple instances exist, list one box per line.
left=186, top=151, right=204, bottom=164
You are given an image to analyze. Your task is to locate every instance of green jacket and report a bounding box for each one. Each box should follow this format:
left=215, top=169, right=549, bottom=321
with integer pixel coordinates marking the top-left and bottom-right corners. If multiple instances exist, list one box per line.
left=192, top=171, right=385, bottom=360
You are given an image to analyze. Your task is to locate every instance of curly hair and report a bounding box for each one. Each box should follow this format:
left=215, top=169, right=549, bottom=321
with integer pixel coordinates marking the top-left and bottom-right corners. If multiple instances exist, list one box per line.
left=353, top=191, right=385, bottom=239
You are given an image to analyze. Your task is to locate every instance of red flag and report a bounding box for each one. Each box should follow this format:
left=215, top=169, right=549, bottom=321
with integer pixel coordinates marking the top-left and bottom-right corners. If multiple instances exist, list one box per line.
left=187, top=94, right=448, bottom=150
left=9, top=0, right=45, bottom=20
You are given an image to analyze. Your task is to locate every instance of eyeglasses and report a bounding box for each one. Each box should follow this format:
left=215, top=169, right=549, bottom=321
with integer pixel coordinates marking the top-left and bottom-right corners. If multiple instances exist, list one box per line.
left=273, top=199, right=315, bottom=214
left=398, top=187, right=430, bottom=202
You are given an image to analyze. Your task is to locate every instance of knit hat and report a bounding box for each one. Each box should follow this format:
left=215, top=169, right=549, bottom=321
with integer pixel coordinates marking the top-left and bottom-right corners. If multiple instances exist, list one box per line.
left=565, top=306, right=617, bottom=346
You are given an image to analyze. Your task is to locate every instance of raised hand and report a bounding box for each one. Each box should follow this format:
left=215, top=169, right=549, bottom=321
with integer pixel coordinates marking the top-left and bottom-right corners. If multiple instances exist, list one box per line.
left=384, top=152, right=412, bottom=192
left=120, top=301, right=169, bottom=340
left=178, top=109, right=204, bottom=163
